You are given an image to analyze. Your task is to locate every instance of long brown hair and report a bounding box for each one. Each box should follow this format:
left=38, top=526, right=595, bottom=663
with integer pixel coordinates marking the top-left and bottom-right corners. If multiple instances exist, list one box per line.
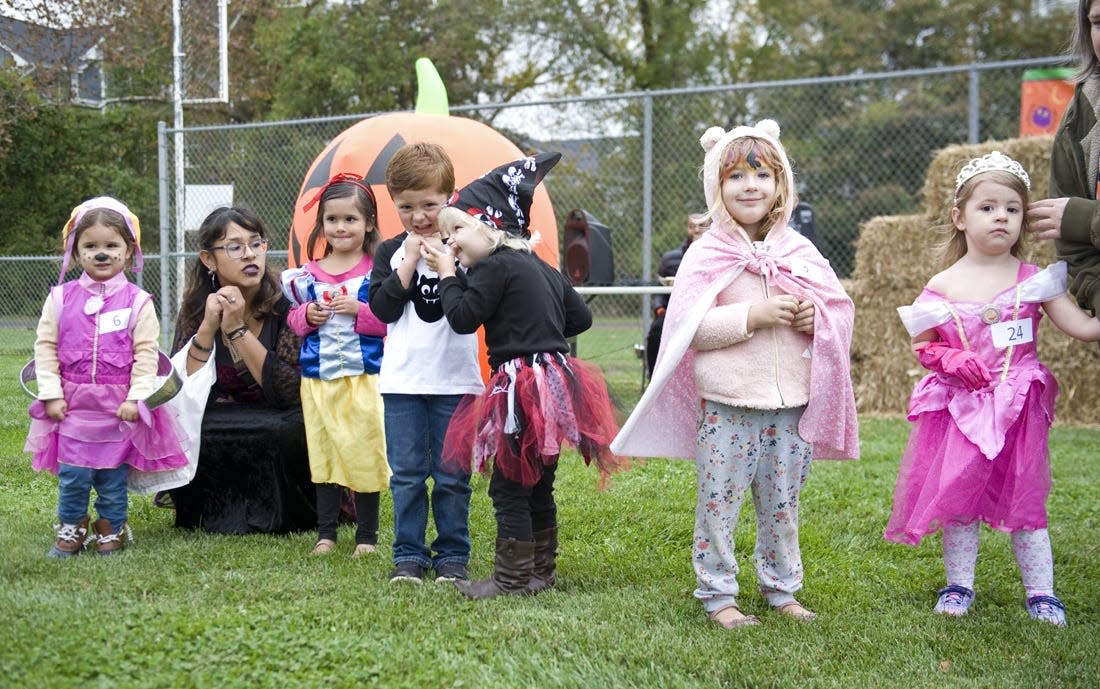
left=1072, top=0, right=1100, bottom=82
left=175, top=207, right=283, bottom=342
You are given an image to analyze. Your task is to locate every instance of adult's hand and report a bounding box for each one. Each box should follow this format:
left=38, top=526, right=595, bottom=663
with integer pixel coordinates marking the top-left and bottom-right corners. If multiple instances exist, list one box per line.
left=1026, top=197, right=1069, bottom=241
left=216, top=286, right=247, bottom=332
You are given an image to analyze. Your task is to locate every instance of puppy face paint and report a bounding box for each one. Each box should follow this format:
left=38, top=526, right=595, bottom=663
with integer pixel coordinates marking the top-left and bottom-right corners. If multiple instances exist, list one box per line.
left=76, top=222, right=133, bottom=281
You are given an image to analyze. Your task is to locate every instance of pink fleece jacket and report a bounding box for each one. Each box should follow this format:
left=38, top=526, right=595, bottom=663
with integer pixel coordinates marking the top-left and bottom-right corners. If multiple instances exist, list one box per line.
left=690, top=228, right=812, bottom=410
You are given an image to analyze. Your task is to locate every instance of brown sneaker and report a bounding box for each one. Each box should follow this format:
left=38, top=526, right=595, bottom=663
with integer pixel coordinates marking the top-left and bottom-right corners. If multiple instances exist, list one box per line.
left=92, top=518, right=130, bottom=555
left=47, top=517, right=90, bottom=558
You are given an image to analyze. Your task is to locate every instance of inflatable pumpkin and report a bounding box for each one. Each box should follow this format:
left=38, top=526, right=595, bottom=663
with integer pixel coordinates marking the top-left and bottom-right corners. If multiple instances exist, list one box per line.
left=289, top=112, right=559, bottom=268
left=288, top=60, right=561, bottom=381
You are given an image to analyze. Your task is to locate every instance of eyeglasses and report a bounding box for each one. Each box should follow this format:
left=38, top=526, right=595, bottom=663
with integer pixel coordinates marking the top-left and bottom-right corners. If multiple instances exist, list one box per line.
left=207, top=238, right=268, bottom=259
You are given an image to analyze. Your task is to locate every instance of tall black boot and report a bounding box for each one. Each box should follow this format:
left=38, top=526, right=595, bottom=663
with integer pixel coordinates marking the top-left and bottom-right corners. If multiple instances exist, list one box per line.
left=455, top=538, right=535, bottom=600
left=525, top=527, right=558, bottom=594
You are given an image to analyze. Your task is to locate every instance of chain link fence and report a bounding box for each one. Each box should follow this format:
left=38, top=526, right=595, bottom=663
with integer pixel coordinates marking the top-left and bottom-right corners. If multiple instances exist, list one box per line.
left=0, top=57, right=1068, bottom=370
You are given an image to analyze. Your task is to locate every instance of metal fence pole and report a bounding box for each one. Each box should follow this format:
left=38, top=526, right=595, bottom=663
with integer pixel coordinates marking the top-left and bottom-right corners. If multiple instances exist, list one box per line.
left=641, top=94, right=654, bottom=336
left=157, top=121, right=171, bottom=349
left=968, top=66, right=981, bottom=144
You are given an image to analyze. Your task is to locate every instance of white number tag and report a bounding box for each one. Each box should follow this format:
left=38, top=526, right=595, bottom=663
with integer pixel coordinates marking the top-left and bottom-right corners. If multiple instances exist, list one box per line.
left=990, top=318, right=1032, bottom=349
left=789, top=258, right=816, bottom=279
left=98, top=308, right=131, bottom=334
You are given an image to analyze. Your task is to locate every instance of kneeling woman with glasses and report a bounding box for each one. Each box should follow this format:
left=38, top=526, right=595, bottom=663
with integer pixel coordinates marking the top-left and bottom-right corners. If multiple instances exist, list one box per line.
left=164, top=207, right=316, bottom=534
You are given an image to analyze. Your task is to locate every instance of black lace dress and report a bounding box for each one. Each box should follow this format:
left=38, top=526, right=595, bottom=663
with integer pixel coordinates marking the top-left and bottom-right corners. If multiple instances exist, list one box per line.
left=168, top=298, right=316, bottom=534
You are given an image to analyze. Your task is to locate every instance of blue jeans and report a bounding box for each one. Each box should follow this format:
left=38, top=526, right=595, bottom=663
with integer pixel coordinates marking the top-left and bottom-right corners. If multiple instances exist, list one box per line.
left=57, top=463, right=129, bottom=530
left=383, top=393, right=471, bottom=568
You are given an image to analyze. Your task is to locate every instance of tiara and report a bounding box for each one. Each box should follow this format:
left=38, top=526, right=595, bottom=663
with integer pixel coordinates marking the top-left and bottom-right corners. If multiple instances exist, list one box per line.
left=955, top=150, right=1031, bottom=193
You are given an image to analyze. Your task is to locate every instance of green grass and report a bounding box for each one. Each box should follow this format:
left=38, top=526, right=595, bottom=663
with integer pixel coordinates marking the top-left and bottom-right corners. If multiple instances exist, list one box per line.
left=1, top=328, right=1099, bottom=689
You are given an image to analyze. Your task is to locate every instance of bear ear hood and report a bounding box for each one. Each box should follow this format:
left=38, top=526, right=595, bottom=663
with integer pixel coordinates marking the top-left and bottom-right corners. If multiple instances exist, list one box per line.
left=700, top=119, right=795, bottom=228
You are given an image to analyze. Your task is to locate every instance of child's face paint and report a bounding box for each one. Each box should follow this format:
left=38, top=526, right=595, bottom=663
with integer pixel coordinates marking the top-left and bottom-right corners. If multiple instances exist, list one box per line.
left=746, top=147, right=762, bottom=170
left=721, top=159, right=778, bottom=241
left=76, top=222, right=132, bottom=281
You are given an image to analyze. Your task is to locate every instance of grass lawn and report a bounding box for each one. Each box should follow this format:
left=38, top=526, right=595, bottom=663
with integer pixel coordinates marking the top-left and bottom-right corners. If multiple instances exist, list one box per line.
left=1, top=324, right=1098, bottom=688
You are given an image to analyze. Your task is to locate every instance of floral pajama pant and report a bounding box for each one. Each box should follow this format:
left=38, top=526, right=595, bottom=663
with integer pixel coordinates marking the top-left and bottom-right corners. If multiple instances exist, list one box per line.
left=693, top=402, right=812, bottom=614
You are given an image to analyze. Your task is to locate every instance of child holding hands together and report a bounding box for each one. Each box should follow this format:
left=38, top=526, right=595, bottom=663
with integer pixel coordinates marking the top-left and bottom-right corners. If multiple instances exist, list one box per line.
left=612, top=120, right=859, bottom=629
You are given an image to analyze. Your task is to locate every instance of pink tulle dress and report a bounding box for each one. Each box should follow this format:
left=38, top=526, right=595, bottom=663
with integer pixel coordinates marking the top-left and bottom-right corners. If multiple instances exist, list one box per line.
left=885, top=262, right=1065, bottom=545
left=24, top=276, right=188, bottom=477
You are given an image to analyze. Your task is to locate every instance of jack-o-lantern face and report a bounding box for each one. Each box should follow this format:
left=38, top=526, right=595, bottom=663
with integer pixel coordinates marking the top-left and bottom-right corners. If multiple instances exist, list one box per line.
left=290, top=113, right=558, bottom=269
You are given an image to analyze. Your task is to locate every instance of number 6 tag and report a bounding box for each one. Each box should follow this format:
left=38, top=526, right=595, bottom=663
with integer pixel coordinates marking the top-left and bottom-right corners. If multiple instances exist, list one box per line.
left=990, top=317, right=1032, bottom=349
left=98, top=307, right=131, bottom=334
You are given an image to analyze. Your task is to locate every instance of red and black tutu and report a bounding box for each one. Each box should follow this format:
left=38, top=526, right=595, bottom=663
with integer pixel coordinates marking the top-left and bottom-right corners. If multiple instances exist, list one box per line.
left=442, top=352, right=627, bottom=488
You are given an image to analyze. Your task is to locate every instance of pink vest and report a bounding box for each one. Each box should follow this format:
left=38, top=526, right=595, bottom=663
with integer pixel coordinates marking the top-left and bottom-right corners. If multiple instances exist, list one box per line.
left=54, top=279, right=149, bottom=386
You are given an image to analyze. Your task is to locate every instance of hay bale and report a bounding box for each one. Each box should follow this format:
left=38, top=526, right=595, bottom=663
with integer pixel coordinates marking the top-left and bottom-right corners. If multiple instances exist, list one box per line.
left=851, top=135, right=1100, bottom=426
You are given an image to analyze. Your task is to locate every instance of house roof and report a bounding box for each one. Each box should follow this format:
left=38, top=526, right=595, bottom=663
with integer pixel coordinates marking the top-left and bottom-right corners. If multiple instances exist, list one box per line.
left=0, top=15, right=102, bottom=69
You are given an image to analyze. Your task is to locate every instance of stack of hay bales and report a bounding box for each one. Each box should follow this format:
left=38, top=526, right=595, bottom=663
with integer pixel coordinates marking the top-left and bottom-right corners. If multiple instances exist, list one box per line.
left=850, top=136, right=1100, bottom=426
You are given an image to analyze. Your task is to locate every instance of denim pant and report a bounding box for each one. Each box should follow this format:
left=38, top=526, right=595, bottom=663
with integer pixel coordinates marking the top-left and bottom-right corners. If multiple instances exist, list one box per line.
left=57, top=463, right=129, bottom=530
left=383, top=393, right=471, bottom=568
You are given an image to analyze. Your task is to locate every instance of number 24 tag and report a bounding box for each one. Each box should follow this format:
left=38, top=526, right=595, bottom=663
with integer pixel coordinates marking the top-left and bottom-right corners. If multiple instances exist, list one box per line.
left=990, top=318, right=1032, bottom=349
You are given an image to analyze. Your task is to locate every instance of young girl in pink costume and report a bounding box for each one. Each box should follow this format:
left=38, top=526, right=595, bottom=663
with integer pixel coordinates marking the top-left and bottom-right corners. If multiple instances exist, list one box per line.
left=25, top=197, right=188, bottom=557
left=612, top=120, right=859, bottom=629
left=886, top=151, right=1100, bottom=627
left=282, top=174, right=390, bottom=558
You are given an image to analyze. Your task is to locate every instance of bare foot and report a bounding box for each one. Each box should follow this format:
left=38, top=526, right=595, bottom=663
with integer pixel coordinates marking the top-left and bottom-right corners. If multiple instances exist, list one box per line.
left=707, top=606, right=761, bottom=629
left=775, top=602, right=817, bottom=620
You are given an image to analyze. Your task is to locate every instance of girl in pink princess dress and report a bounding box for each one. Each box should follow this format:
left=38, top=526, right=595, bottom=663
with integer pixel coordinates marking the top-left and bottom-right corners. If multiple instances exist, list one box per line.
left=25, top=197, right=188, bottom=558
left=886, top=151, right=1100, bottom=627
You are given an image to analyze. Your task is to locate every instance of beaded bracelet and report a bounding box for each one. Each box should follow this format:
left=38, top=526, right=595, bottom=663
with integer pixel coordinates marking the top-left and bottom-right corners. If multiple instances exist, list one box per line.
left=225, top=326, right=249, bottom=341
left=191, top=338, right=214, bottom=353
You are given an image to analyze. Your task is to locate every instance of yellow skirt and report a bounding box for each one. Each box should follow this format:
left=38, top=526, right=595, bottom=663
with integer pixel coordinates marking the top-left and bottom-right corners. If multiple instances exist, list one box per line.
left=300, top=374, right=390, bottom=493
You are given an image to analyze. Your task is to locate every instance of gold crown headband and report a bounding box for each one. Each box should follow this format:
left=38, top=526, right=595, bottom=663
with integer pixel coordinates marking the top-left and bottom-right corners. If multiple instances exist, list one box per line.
left=954, top=151, right=1031, bottom=198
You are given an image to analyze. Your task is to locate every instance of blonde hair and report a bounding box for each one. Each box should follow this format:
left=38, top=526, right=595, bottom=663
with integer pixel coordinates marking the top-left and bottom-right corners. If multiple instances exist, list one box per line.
left=706, top=136, right=793, bottom=236
left=937, top=169, right=1030, bottom=268
left=437, top=206, right=532, bottom=255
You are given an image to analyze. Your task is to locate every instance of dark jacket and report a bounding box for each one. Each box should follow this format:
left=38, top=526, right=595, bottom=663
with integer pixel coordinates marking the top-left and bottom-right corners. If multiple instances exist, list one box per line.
left=1051, top=80, right=1100, bottom=316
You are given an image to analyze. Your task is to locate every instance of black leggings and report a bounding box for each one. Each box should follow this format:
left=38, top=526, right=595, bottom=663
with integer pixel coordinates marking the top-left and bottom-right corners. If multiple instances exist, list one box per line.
left=316, top=484, right=379, bottom=545
left=488, top=461, right=557, bottom=541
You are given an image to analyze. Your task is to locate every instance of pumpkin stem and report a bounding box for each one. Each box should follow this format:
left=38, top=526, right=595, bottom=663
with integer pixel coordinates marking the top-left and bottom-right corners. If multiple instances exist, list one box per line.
left=415, top=58, right=450, bottom=116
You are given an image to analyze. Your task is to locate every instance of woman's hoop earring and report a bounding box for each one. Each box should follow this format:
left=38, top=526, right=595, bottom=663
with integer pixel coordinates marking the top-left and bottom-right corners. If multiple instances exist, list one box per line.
left=209, top=269, right=220, bottom=290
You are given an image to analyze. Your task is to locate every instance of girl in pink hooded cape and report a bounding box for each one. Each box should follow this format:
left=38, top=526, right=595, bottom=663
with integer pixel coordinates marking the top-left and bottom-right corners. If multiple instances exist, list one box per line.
left=612, top=120, right=857, bottom=629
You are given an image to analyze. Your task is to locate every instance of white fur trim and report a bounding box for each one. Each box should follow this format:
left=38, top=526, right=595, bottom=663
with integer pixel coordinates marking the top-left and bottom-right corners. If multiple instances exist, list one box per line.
left=755, top=119, right=780, bottom=140
left=700, top=127, right=727, bottom=152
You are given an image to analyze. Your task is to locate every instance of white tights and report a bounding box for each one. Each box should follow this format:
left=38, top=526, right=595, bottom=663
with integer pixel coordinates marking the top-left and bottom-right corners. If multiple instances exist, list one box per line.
left=941, top=522, right=1054, bottom=597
